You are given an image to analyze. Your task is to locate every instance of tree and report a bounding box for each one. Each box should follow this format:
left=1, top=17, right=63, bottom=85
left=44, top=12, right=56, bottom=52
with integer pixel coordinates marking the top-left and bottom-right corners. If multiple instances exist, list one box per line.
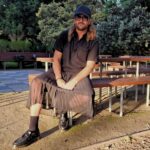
left=0, top=0, right=40, bottom=41
left=97, top=0, right=150, bottom=56
left=36, top=0, right=103, bottom=48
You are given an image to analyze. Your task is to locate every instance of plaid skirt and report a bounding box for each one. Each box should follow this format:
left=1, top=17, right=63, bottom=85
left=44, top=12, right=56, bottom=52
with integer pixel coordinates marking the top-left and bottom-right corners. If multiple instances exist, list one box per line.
left=27, top=68, right=94, bottom=118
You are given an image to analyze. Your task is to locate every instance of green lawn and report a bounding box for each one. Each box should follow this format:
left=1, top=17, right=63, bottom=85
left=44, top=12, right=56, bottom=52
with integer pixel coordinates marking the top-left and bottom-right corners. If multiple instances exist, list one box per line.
left=0, top=61, right=45, bottom=69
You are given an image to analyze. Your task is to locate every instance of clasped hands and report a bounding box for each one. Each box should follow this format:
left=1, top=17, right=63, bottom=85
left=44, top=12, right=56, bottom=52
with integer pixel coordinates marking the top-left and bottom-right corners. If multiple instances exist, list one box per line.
left=56, top=78, right=77, bottom=90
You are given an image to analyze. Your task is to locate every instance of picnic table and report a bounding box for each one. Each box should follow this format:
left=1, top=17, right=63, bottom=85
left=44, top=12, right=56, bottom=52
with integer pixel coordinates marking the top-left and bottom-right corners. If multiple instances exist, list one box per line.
left=36, top=57, right=53, bottom=72
left=31, top=56, right=150, bottom=117
left=98, top=56, right=150, bottom=77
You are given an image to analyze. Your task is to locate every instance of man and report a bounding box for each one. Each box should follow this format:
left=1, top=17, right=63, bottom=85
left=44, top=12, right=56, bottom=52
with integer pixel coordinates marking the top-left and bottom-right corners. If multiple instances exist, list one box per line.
left=13, top=5, right=99, bottom=148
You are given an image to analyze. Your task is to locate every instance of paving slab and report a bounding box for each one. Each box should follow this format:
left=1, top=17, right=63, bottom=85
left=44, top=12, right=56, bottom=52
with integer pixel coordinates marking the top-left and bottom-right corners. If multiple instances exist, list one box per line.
left=0, top=69, right=44, bottom=93
left=0, top=91, right=150, bottom=150
left=1, top=70, right=150, bottom=150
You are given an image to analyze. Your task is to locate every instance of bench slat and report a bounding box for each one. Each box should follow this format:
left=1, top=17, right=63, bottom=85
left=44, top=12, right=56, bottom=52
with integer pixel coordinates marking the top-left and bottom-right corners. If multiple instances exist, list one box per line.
left=92, top=76, right=150, bottom=87
left=91, top=68, right=150, bottom=77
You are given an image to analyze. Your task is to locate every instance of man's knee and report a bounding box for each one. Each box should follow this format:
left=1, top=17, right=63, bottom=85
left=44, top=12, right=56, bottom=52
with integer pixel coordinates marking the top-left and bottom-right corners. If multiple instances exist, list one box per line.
left=31, top=77, right=42, bottom=87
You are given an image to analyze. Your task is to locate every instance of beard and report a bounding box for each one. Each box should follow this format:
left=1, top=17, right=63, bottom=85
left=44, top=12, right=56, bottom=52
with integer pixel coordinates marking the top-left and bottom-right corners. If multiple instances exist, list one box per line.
left=74, top=23, right=89, bottom=31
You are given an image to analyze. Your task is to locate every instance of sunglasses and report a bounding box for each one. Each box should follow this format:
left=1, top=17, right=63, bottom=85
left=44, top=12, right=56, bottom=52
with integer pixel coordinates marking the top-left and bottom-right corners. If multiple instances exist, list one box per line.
left=74, top=14, right=89, bottom=21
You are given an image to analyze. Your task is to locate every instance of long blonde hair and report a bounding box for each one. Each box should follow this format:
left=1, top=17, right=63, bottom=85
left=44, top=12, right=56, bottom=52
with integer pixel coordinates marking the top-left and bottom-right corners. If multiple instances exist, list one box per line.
left=68, top=21, right=96, bottom=42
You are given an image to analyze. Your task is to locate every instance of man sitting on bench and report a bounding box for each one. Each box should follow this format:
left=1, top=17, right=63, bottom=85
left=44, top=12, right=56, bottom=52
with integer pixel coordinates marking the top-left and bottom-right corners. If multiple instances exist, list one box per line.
left=13, top=5, right=99, bottom=148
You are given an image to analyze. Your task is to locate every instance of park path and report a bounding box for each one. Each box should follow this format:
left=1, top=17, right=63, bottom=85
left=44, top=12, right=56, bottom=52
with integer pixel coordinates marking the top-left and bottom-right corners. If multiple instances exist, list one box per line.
left=0, top=69, right=43, bottom=93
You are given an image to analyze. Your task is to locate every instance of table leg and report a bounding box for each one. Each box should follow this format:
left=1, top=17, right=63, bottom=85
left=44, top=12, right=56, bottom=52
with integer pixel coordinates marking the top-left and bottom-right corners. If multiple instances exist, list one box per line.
left=129, top=61, right=132, bottom=67
left=146, top=84, right=150, bottom=106
left=120, top=86, right=124, bottom=117
left=109, top=87, right=112, bottom=112
left=123, top=61, right=126, bottom=68
left=135, top=61, right=139, bottom=102
left=100, top=62, right=103, bottom=77
left=136, top=62, right=139, bottom=77
left=45, top=62, right=48, bottom=72
left=106, top=62, right=108, bottom=70
left=135, top=86, right=138, bottom=102
left=123, top=61, right=127, bottom=77
left=145, top=62, right=148, bottom=68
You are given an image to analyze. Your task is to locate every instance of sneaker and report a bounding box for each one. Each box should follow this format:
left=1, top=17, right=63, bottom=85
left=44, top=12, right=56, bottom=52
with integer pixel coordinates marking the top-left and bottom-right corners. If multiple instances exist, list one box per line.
left=13, top=129, right=40, bottom=148
left=59, top=113, right=69, bottom=131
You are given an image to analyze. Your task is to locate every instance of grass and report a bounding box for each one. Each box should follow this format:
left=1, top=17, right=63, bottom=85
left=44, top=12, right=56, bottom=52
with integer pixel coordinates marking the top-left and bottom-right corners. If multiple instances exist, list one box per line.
left=0, top=61, right=45, bottom=69
left=3, top=61, right=18, bottom=69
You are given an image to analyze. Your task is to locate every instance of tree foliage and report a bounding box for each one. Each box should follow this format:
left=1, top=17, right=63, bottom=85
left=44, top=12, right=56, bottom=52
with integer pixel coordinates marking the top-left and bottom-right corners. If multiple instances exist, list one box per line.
left=0, top=0, right=40, bottom=41
left=0, top=0, right=149, bottom=55
left=97, top=0, right=150, bottom=56
left=36, top=0, right=104, bottom=47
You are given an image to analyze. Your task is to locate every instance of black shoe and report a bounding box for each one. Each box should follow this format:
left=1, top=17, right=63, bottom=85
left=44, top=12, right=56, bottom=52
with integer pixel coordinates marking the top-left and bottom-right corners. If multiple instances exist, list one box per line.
left=59, top=113, right=69, bottom=131
left=13, top=129, right=40, bottom=148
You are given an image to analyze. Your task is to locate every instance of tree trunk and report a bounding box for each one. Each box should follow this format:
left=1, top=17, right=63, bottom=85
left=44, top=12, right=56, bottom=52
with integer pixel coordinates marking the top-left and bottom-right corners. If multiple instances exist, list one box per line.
left=9, top=34, right=17, bottom=41
left=9, top=32, right=24, bottom=41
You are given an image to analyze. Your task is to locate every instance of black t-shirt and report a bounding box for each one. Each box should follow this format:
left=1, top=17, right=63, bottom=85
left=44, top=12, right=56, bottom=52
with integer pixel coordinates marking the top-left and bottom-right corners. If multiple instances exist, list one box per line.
left=54, top=30, right=99, bottom=73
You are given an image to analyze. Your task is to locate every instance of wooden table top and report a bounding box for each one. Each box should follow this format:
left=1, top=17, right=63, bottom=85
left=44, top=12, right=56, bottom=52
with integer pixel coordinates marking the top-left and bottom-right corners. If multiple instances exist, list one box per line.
left=98, top=56, right=150, bottom=62
left=127, top=56, right=150, bottom=62
left=36, top=57, right=53, bottom=63
left=98, top=57, right=131, bottom=62
left=36, top=56, right=150, bottom=63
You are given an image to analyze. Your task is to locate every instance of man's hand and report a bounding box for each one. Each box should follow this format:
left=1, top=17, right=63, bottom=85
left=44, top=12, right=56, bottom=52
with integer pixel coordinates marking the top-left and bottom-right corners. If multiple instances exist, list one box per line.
left=63, top=79, right=77, bottom=90
left=56, top=79, right=66, bottom=88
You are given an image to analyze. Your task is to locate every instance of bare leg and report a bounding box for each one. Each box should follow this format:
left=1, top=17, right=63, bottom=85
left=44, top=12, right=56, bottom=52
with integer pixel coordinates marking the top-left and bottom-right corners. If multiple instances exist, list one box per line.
left=30, top=103, right=42, bottom=116
left=13, top=103, right=41, bottom=148
left=13, top=77, right=44, bottom=148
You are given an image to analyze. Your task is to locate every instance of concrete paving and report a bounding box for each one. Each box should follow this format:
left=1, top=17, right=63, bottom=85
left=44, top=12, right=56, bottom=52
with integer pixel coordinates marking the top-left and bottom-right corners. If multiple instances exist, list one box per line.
left=1, top=69, right=150, bottom=150
left=1, top=91, right=150, bottom=150
left=0, top=69, right=44, bottom=93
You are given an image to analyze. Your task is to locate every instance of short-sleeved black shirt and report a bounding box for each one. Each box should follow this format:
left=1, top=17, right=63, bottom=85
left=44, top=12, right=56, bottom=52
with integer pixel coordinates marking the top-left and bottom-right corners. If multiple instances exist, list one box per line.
left=54, top=30, right=99, bottom=74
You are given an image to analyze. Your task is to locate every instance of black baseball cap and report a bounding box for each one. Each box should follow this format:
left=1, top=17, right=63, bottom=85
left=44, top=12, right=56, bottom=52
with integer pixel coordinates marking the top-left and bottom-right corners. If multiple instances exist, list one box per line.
left=74, top=5, right=91, bottom=18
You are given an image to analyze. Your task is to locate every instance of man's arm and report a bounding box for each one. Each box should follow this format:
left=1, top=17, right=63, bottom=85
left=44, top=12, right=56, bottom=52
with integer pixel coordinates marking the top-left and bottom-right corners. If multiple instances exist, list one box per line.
left=53, top=50, right=66, bottom=88
left=64, top=60, right=96, bottom=90
left=53, top=50, right=62, bottom=79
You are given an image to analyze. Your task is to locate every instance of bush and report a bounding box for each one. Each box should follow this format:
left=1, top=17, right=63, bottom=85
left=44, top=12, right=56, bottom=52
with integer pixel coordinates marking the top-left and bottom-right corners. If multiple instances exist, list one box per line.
left=9, top=40, right=32, bottom=52
left=30, top=39, right=47, bottom=52
left=0, top=39, right=9, bottom=52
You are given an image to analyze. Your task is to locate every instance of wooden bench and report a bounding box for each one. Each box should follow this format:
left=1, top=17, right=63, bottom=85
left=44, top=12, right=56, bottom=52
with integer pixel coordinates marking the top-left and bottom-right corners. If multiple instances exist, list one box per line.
left=92, top=76, right=150, bottom=116
left=0, top=52, right=48, bottom=69
left=28, top=74, right=150, bottom=117
left=91, top=68, right=150, bottom=78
